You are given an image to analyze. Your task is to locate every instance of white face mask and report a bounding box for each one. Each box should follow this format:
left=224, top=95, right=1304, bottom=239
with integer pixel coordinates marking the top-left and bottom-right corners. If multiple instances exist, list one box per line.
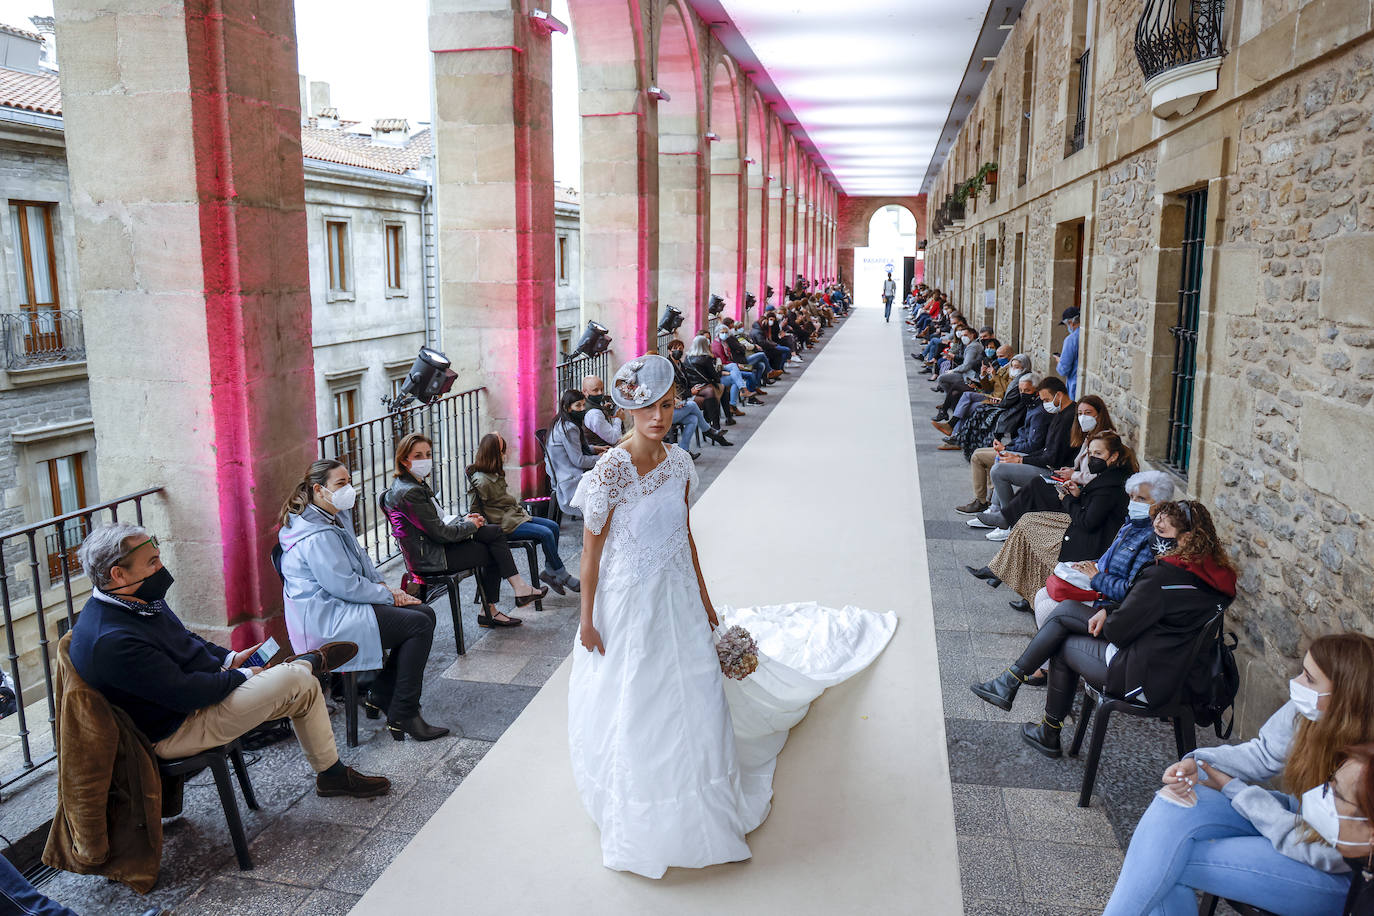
left=1078, top=415, right=1098, bottom=432
left=409, top=458, right=433, bottom=479
left=1290, top=676, right=1331, bottom=721
left=1127, top=500, right=1152, bottom=521
left=323, top=482, right=356, bottom=512
left=1301, top=782, right=1369, bottom=848
left=1042, top=397, right=1062, bottom=415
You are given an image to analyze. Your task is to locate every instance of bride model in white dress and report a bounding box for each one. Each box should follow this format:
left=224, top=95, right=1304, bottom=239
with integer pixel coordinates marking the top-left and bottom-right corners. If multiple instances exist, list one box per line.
left=568, top=355, right=897, bottom=879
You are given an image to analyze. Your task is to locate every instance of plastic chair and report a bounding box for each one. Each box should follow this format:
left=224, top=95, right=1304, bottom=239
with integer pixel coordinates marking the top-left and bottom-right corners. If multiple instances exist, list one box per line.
left=157, top=740, right=258, bottom=870
left=465, top=474, right=543, bottom=613
left=270, top=544, right=365, bottom=748
left=379, top=491, right=487, bottom=656
left=1067, top=610, right=1226, bottom=808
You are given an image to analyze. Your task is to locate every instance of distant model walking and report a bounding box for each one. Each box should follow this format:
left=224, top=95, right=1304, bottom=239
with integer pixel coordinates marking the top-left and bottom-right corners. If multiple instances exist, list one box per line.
left=882, top=271, right=897, bottom=322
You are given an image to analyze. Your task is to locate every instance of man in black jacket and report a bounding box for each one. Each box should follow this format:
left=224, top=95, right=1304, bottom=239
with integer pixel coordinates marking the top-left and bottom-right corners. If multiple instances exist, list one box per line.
left=69, top=524, right=389, bottom=799
left=983, top=377, right=1077, bottom=525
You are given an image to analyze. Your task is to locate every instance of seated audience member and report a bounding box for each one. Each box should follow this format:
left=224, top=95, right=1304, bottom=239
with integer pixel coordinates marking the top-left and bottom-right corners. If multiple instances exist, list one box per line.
left=468, top=432, right=578, bottom=596
left=718, top=319, right=778, bottom=387
left=750, top=317, right=790, bottom=371
left=1337, top=744, right=1374, bottom=916
left=948, top=360, right=1036, bottom=454
left=981, top=431, right=1137, bottom=607
left=667, top=338, right=731, bottom=444
left=69, top=524, right=389, bottom=797
left=959, top=373, right=1050, bottom=515
left=710, top=328, right=766, bottom=404
left=972, top=501, right=1236, bottom=760
left=972, top=394, right=1117, bottom=531
left=546, top=389, right=602, bottom=511
left=933, top=329, right=992, bottom=422
left=969, top=471, right=1175, bottom=686
left=764, top=309, right=803, bottom=363
left=683, top=334, right=747, bottom=423
left=1103, top=632, right=1374, bottom=916
left=936, top=343, right=1013, bottom=437
left=940, top=353, right=1030, bottom=450
left=279, top=460, right=448, bottom=742
left=387, top=433, right=547, bottom=628
left=978, top=378, right=1078, bottom=534
left=579, top=375, right=622, bottom=447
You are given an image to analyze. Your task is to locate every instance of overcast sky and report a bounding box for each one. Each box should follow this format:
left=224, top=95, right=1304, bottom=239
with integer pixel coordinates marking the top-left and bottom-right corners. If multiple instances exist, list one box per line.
left=0, top=0, right=583, bottom=187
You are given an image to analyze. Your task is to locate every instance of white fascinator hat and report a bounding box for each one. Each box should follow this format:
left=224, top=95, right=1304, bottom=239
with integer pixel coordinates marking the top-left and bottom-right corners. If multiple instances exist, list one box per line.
left=609, top=354, right=675, bottom=411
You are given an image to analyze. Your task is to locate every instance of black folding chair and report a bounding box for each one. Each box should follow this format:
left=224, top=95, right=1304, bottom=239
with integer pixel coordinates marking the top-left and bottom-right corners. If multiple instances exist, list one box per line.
left=1199, top=895, right=1277, bottom=916
left=157, top=740, right=258, bottom=870
left=270, top=544, right=366, bottom=747
left=1068, top=610, right=1226, bottom=807
left=534, top=427, right=564, bottom=524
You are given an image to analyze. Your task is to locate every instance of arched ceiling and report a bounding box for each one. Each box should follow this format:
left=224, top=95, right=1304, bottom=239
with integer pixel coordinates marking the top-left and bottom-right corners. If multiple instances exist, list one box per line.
left=688, top=0, right=1002, bottom=197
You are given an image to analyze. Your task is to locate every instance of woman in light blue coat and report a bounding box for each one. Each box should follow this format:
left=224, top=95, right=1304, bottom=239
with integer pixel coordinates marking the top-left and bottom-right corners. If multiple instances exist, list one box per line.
left=278, top=459, right=449, bottom=742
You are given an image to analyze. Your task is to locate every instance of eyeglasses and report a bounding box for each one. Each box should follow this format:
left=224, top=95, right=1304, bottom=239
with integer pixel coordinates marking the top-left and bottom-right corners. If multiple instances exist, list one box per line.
left=118, top=535, right=159, bottom=564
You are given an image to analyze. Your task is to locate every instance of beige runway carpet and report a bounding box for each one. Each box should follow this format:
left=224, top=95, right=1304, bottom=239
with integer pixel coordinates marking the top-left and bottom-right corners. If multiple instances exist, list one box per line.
left=351, top=307, right=962, bottom=915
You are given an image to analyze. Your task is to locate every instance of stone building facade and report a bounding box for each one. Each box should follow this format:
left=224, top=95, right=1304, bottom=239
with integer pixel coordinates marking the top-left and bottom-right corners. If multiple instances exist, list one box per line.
left=924, top=0, right=1374, bottom=733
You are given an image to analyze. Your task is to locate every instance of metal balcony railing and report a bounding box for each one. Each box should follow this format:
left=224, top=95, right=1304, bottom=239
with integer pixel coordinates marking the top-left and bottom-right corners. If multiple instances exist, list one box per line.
left=1135, top=0, right=1226, bottom=83
left=555, top=352, right=610, bottom=399
left=1070, top=48, right=1091, bottom=153
left=0, top=487, right=163, bottom=791
left=2, top=310, right=86, bottom=370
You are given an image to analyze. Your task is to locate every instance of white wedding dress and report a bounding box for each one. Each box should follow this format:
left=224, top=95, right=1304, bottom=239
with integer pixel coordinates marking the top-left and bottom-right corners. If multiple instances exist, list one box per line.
left=568, top=445, right=897, bottom=879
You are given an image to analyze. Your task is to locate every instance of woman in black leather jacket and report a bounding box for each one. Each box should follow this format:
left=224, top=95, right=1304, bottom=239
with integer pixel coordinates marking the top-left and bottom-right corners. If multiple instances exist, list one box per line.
left=385, top=432, right=547, bottom=628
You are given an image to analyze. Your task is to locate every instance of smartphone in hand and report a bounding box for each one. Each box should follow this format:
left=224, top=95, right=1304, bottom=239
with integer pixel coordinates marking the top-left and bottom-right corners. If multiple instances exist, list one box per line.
left=246, top=637, right=281, bottom=669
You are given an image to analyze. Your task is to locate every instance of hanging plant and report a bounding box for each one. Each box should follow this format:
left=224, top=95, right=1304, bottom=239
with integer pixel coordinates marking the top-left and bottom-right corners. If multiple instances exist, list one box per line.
left=979, top=161, right=999, bottom=185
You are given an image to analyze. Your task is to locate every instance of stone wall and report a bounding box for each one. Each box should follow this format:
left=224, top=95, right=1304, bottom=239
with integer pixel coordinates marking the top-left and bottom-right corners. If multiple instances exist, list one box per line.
left=925, top=0, right=1374, bottom=735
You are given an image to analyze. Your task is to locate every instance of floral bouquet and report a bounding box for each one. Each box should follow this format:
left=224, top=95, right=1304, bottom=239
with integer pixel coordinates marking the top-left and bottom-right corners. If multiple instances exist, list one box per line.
left=715, top=625, right=759, bottom=680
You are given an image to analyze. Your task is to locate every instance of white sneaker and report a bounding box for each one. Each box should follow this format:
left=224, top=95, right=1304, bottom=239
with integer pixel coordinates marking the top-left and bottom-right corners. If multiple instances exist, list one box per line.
left=967, top=517, right=993, bottom=529
left=986, top=527, right=1010, bottom=542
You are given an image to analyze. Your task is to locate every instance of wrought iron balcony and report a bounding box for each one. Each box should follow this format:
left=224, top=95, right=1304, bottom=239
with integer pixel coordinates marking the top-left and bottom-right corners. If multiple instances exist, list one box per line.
left=1135, top=0, right=1227, bottom=118
left=1070, top=48, right=1091, bottom=153
left=2, top=310, right=86, bottom=370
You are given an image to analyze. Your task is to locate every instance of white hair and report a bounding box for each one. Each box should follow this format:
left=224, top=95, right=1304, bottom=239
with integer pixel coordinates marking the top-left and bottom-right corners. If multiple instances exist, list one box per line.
left=78, top=523, right=151, bottom=590
left=1127, top=470, right=1176, bottom=502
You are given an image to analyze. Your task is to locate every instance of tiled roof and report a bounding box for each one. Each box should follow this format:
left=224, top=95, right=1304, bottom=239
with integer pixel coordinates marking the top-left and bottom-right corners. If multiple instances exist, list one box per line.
left=0, top=23, right=43, bottom=42
left=0, top=67, right=60, bottom=116
left=300, top=124, right=431, bottom=175
left=372, top=118, right=408, bottom=132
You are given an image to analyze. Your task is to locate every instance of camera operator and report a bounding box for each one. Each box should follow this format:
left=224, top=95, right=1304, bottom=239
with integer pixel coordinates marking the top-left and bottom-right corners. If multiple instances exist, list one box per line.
left=580, top=375, right=624, bottom=447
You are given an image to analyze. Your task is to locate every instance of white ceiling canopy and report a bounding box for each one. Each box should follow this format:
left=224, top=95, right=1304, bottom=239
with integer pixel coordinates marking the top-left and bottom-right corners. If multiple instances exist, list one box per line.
left=708, top=0, right=993, bottom=197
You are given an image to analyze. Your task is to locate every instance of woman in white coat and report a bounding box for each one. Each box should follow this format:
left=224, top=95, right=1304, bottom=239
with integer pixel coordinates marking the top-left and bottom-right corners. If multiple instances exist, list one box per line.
left=278, top=459, right=449, bottom=742
left=546, top=389, right=603, bottom=513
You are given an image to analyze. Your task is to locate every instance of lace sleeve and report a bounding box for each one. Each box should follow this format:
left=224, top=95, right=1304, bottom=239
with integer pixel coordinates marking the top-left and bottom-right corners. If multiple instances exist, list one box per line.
left=570, top=450, right=633, bottom=535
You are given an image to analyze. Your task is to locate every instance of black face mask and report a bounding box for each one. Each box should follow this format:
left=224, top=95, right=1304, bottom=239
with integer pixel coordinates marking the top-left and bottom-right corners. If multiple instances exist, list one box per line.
left=123, top=566, right=174, bottom=603
left=586, top=394, right=610, bottom=410
left=1021, top=391, right=1040, bottom=406
left=1086, top=456, right=1109, bottom=475
left=1151, top=536, right=1177, bottom=556
left=569, top=408, right=588, bottom=424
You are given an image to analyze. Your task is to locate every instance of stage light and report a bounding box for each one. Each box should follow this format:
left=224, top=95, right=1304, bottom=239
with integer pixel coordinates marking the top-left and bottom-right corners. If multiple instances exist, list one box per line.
left=647, top=86, right=671, bottom=102
left=394, top=347, right=457, bottom=409
left=574, top=320, right=611, bottom=357
left=744, top=292, right=757, bottom=312
left=708, top=295, right=726, bottom=316
left=528, top=9, right=569, bottom=34
left=658, top=305, right=684, bottom=334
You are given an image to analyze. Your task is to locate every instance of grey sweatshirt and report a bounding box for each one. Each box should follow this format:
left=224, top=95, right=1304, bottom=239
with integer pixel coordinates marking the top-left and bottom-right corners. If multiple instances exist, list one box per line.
left=1190, top=700, right=1345, bottom=873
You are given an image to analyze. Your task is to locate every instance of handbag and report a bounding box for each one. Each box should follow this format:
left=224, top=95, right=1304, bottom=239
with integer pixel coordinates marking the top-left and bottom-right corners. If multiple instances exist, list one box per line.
left=1046, top=561, right=1098, bottom=603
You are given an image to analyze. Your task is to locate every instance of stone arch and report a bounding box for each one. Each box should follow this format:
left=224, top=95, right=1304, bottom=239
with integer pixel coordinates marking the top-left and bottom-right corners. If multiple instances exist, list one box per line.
left=707, top=54, right=743, bottom=322
left=654, top=0, right=705, bottom=330
left=838, top=195, right=926, bottom=249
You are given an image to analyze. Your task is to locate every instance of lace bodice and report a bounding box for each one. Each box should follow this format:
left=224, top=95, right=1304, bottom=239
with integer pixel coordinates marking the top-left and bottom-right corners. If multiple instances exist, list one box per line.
left=571, top=445, right=700, bottom=591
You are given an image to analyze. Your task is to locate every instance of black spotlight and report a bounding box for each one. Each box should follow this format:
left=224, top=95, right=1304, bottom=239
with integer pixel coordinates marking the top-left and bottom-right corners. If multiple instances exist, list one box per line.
left=396, top=347, right=457, bottom=408
left=744, top=292, right=757, bottom=312
left=765, top=285, right=775, bottom=302
left=708, top=295, right=726, bottom=317
left=574, top=320, right=612, bottom=357
left=658, top=305, right=684, bottom=334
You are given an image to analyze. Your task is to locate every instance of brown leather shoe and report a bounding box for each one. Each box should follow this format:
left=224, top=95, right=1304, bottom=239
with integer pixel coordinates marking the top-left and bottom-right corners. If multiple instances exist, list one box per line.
left=937, top=442, right=962, bottom=451
left=286, top=640, right=358, bottom=675
left=931, top=419, right=953, bottom=436
left=315, top=765, right=391, bottom=799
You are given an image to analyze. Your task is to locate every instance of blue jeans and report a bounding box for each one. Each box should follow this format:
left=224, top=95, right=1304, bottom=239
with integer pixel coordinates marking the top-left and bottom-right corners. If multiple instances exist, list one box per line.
left=1104, top=786, right=1350, bottom=916
left=510, top=517, right=563, bottom=571
left=744, top=352, right=771, bottom=380
left=673, top=402, right=706, bottom=450
left=883, top=296, right=893, bottom=319
left=0, top=854, right=78, bottom=915
left=921, top=338, right=943, bottom=362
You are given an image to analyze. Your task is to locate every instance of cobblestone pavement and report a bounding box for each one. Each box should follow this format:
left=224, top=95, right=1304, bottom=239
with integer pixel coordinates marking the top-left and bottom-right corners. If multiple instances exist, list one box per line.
left=31, top=326, right=838, bottom=915
left=903, top=330, right=1224, bottom=915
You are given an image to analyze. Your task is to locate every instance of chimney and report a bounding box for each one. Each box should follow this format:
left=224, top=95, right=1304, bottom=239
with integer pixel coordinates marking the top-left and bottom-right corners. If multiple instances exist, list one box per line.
left=309, top=81, right=331, bottom=118
left=298, top=74, right=308, bottom=126
left=371, top=119, right=409, bottom=148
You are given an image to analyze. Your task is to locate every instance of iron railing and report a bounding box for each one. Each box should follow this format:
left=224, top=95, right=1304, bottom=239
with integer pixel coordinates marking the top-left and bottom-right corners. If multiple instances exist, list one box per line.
left=2, top=310, right=85, bottom=370
left=554, top=352, right=610, bottom=398
left=1070, top=48, right=1091, bottom=153
left=317, top=387, right=485, bottom=569
left=1165, top=187, right=1209, bottom=477
left=0, top=487, right=163, bottom=791
left=1135, top=0, right=1226, bottom=83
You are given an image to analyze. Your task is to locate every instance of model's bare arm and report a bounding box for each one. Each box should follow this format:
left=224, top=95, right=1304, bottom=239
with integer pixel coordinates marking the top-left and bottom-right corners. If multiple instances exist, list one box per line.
left=578, top=514, right=612, bottom=654
left=685, top=497, right=718, bottom=628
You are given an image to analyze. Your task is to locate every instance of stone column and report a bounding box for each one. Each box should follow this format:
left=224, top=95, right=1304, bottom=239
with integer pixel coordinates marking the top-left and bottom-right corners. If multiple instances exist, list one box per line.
left=768, top=175, right=785, bottom=309
left=430, top=0, right=557, bottom=496
left=576, top=25, right=658, bottom=355
left=744, top=170, right=765, bottom=322
left=53, top=0, right=315, bottom=646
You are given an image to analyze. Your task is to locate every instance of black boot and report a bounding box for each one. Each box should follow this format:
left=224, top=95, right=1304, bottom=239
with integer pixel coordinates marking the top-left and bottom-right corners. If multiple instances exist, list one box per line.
left=1009, top=598, right=1032, bottom=613
left=387, top=713, right=451, bottom=742
left=965, top=565, right=1002, bottom=588
left=1021, top=716, right=1064, bottom=758
left=970, top=665, right=1030, bottom=711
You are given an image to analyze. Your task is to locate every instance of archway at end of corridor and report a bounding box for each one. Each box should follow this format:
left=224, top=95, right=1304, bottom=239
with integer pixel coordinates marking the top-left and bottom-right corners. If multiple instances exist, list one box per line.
left=853, top=205, right=917, bottom=312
